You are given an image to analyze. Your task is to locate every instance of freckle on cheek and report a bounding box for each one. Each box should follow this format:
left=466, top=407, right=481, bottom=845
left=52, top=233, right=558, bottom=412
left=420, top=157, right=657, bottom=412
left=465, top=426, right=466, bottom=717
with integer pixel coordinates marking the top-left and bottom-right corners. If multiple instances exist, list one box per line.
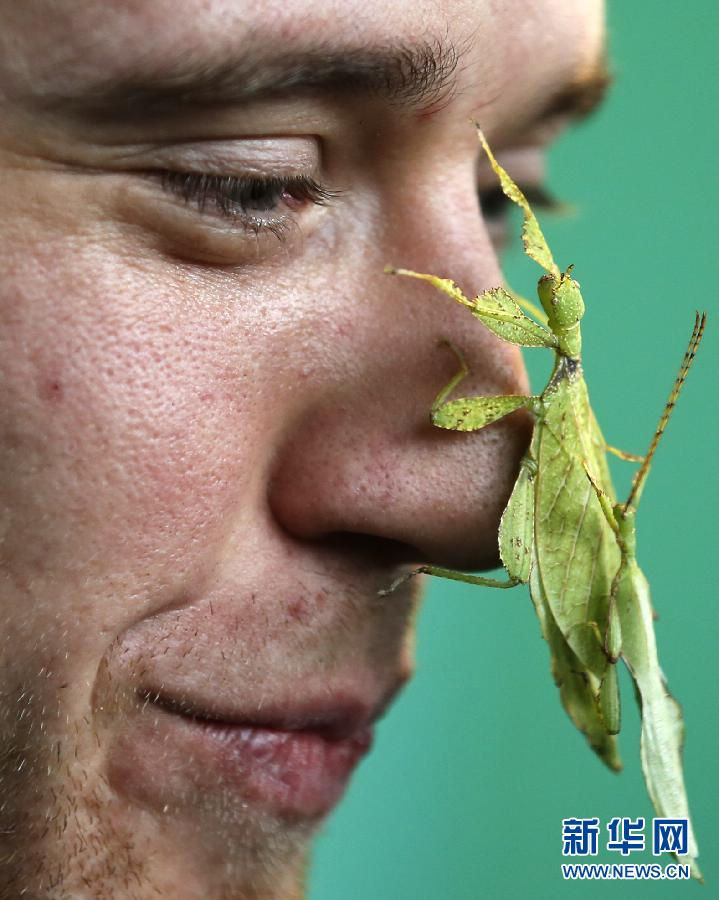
left=286, top=598, right=309, bottom=624
left=39, top=379, right=63, bottom=402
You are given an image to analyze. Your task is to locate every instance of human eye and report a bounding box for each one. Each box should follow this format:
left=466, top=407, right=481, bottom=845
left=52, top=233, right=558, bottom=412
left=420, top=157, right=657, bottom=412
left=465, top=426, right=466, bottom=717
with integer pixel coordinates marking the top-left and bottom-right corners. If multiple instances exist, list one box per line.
left=114, top=136, right=342, bottom=264
left=159, top=170, right=340, bottom=240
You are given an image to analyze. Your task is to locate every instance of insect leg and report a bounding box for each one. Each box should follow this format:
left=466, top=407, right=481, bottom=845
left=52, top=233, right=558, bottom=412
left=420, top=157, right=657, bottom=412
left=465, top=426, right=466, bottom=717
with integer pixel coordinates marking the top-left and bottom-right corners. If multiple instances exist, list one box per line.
left=426, top=340, right=537, bottom=431
left=598, top=658, right=621, bottom=735
left=604, top=444, right=644, bottom=463
left=580, top=459, right=619, bottom=536
left=384, top=266, right=472, bottom=310
left=430, top=339, right=470, bottom=411
left=475, top=126, right=560, bottom=278
left=432, top=394, right=536, bottom=432
left=378, top=565, right=521, bottom=597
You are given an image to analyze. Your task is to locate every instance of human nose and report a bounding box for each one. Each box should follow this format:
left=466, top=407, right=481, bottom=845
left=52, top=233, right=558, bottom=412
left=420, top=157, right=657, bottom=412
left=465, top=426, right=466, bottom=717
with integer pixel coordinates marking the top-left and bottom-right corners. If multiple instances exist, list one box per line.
left=267, top=183, right=533, bottom=575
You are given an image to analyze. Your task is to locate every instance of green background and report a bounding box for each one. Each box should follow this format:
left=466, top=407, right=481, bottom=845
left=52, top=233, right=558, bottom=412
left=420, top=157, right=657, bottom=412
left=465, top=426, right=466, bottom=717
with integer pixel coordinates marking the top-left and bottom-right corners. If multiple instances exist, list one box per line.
left=311, top=3, right=717, bottom=897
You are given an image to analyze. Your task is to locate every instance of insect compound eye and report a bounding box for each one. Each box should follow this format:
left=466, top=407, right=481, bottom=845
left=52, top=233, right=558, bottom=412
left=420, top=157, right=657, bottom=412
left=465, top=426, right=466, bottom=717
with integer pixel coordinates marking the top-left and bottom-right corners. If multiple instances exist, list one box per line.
left=537, top=273, right=558, bottom=316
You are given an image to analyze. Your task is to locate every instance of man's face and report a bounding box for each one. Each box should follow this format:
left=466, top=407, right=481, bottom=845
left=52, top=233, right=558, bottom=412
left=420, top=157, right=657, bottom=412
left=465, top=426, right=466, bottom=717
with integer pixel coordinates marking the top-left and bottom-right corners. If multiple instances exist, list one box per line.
left=0, top=0, right=604, bottom=895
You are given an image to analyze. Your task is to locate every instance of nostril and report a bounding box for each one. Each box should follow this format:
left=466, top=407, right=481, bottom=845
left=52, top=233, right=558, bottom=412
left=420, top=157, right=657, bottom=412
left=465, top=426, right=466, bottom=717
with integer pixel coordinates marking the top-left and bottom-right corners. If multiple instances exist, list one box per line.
left=307, top=531, right=423, bottom=570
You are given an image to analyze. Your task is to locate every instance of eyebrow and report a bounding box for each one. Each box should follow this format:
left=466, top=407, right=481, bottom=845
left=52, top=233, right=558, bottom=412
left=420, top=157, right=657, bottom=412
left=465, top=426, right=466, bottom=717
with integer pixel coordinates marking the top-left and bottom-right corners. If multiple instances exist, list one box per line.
left=32, top=35, right=610, bottom=130
left=34, top=39, right=466, bottom=122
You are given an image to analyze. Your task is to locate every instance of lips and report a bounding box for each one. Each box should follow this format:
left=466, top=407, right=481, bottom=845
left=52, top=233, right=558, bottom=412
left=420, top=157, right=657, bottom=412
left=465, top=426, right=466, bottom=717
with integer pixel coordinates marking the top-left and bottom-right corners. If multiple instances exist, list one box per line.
left=128, top=685, right=383, bottom=820
left=139, top=687, right=375, bottom=741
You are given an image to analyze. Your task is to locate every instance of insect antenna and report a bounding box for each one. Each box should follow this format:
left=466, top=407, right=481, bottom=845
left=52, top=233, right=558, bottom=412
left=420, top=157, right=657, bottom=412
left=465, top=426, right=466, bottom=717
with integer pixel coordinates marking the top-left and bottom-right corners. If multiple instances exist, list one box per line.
left=623, top=311, right=706, bottom=513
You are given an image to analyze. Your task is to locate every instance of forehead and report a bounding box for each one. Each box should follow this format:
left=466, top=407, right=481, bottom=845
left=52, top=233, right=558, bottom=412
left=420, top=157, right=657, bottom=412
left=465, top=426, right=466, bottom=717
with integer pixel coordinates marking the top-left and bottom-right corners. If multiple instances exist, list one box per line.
left=0, top=0, right=604, bottom=131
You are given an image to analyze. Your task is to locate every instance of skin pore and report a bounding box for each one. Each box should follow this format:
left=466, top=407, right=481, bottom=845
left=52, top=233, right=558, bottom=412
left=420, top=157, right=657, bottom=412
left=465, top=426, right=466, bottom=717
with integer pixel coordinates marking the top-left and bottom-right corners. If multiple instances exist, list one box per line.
left=0, top=1, right=605, bottom=897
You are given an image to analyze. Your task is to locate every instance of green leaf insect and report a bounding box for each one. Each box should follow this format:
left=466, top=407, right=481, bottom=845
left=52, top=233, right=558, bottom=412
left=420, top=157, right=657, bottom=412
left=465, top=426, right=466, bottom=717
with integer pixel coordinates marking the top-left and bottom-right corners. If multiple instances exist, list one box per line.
left=382, top=128, right=705, bottom=880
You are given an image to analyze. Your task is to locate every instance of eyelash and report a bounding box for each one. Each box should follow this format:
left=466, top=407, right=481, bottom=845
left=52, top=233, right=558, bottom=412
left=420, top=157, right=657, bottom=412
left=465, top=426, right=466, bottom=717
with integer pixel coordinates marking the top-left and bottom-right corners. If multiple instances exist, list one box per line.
left=158, top=169, right=559, bottom=244
left=160, top=171, right=340, bottom=238
left=479, top=183, right=561, bottom=221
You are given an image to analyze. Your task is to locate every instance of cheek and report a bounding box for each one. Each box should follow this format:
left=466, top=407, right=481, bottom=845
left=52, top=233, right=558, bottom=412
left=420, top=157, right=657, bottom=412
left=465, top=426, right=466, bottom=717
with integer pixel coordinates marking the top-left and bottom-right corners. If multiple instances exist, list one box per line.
left=0, top=250, right=269, bottom=627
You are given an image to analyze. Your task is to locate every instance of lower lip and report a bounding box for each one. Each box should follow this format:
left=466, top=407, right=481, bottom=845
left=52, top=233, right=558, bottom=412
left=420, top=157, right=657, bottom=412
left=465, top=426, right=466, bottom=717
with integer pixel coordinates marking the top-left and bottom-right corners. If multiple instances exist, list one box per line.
left=198, top=719, right=372, bottom=818
left=130, top=704, right=373, bottom=821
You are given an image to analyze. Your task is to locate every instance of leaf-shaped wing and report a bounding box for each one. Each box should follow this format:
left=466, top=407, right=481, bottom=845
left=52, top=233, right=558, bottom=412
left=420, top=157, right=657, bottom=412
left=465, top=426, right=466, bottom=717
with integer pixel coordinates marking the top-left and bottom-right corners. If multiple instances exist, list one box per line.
left=505, top=407, right=620, bottom=767
left=529, top=544, right=622, bottom=771
left=499, top=440, right=538, bottom=583
left=533, top=373, right=620, bottom=678
left=617, top=557, right=701, bottom=880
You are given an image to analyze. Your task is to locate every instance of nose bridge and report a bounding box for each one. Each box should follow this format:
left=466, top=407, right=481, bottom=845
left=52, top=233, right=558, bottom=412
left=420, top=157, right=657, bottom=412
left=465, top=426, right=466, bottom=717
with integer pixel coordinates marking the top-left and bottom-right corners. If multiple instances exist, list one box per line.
left=379, top=167, right=528, bottom=396
left=383, top=152, right=504, bottom=299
